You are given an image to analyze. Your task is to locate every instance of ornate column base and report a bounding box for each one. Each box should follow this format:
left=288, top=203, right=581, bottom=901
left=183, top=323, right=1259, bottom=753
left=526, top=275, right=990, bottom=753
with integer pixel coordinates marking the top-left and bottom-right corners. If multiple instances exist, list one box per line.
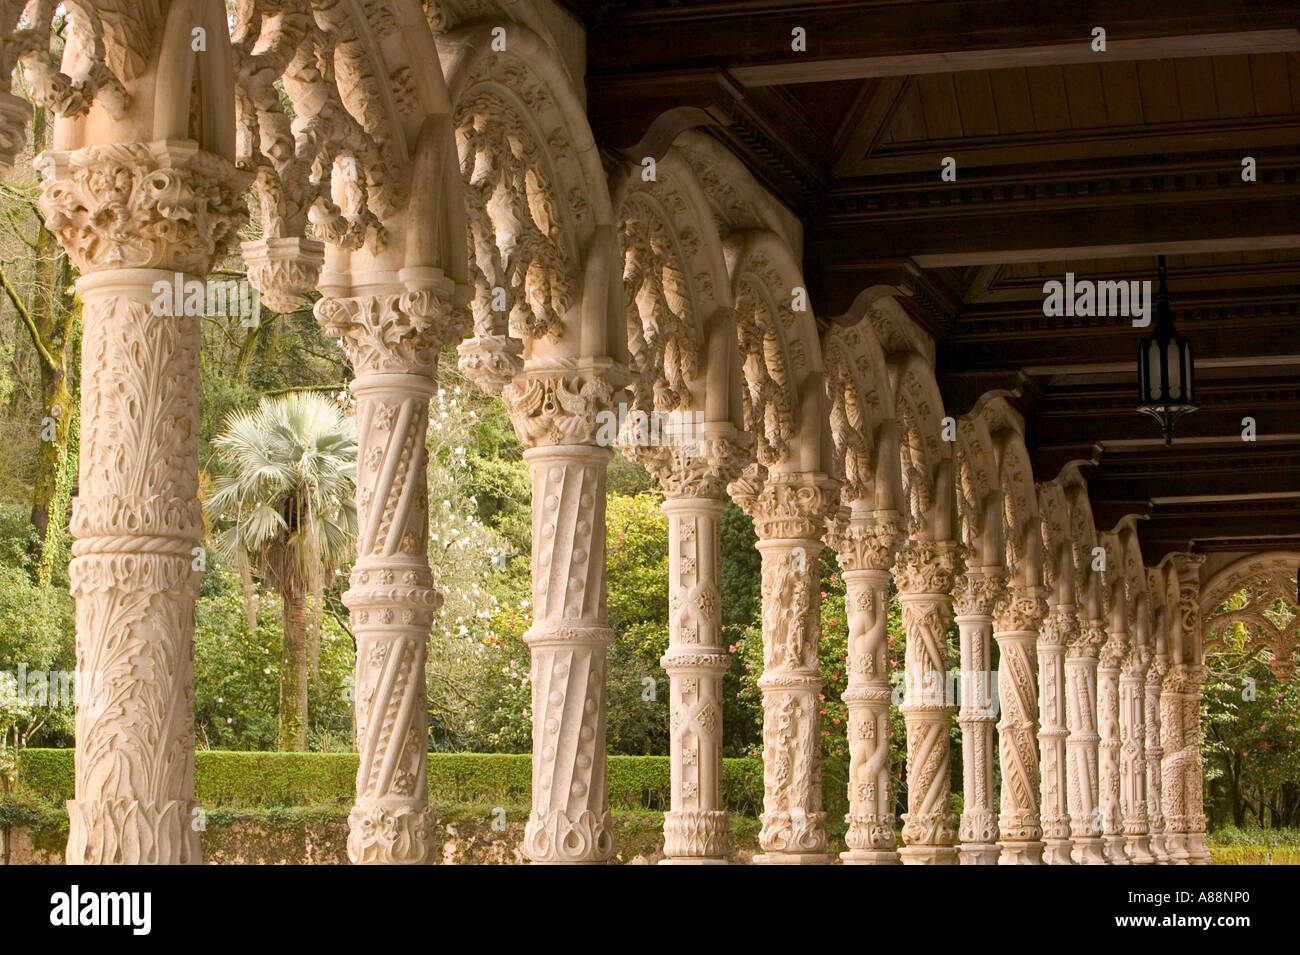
left=899, top=845, right=960, bottom=866
left=659, top=810, right=731, bottom=865
left=1164, top=830, right=1190, bottom=863
left=347, top=802, right=433, bottom=865
left=1103, top=835, right=1131, bottom=864
left=958, top=844, right=1001, bottom=865
left=842, top=848, right=903, bottom=865
left=1186, top=833, right=1211, bottom=865
left=65, top=798, right=201, bottom=866
left=997, top=843, right=1045, bottom=865
left=1126, top=832, right=1156, bottom=865
left=1042, top=834, right=1075, bottom=864
left=1149, top=833, right=1168, bottom=863
left=755, top=851, right=835, bottom=865
left=1070, top=835, right=1109, bottom=865
left=958, top=808, right=1000, bottom=865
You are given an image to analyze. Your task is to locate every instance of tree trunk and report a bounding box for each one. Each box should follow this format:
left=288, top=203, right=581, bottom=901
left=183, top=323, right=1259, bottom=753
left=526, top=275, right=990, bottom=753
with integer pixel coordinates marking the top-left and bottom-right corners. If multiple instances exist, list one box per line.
left=280, top=586, right=311, bottom=751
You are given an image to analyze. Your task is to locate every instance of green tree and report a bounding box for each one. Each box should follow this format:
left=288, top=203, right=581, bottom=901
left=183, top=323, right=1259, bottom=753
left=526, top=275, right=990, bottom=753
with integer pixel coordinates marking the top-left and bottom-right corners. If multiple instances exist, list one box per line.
left=204, top=392, right=357, bottom=751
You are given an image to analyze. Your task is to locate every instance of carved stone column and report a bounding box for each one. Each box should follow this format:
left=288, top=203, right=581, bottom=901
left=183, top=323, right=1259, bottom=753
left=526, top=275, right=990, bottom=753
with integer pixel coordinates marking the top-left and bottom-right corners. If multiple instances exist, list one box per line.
left=314, top=273, right=462, bottom=864
left=1145, top=659, right=1169, bottom=862
left=1098, top=631, right=1128, bottom=863
left=1065, top=621, right=1108, bottom=864
left=1160, top=663, right=1189, bottom=863
left=1120, top=646, right=1155, bottom=864
left=503, top=362, right=622, bottom=864
left=829, top=505, right=904, bottom=865
left=737, top=470, right=838, bottom=864
left=1182, top=663, right=1211, bottom=864
left=642, top=435, right=747, bottom=864
left=37, top=141, right=247, bottom=863
left=952, top=567, right=1004, bottom=865
left=1038, top=604, right=1075, bottom=864
left=993, top=585, right=1048, bottom=864
left=893, top=539, right=961, bottom=865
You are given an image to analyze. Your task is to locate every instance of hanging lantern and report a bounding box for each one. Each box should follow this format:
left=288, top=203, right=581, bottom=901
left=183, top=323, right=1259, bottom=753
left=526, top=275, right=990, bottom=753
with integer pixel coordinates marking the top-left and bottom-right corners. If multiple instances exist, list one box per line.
left=1137, top=255, right=1196, bottom=445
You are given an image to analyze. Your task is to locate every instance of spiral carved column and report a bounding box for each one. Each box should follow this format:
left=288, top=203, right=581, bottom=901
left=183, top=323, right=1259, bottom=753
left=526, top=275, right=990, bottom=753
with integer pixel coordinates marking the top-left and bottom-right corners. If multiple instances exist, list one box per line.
left=1145, top=659, right=1169, bottom=862
left=952, top=568, right=1004, bottom=865
left=893, top=539, right=961, bottom=865
left=1098, top=631, right=1129, bottom=863
left=503, top=363, right=622, bottom=863
left=315, top=276, right=462, bottom=864
left=993, top=585, right=1047, bottom=864
left=38, top=141, right=246, bottom=864
left=829, top=505, right=904, bottom=865
left=1065, top=621, right=1108, bottom=864
left=642, top=437, right=747, bottom=864
left=1120, top=647, right=1154, bottom=864
left=1038, top=604, right=1074, bottom=864
left=738, top=471, right=837, bottom=864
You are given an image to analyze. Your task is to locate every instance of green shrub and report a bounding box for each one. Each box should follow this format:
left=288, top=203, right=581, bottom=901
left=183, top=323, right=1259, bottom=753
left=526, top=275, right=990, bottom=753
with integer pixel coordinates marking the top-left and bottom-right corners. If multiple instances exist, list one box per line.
left=15, top=749, right=766, bottom=814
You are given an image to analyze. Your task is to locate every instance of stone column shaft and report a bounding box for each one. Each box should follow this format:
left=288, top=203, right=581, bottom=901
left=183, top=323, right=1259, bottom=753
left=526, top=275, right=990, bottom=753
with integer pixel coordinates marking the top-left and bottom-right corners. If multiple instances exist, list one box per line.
left=894, top=539, right=960, bottom=865
left=504, top=365, right=622, bottom=863
left=1121, top=656, right=1154, bottom=864
left=952, top=569, right=1004, bottom=865
left=739, top=471, right=837, bottom=864
left=1145, top=663, right=1168, bottom=862
left=315, top=278, right=462, bottom=864
left=1182, top=665, right=1211, bottom=864
left=1066, top=622, right=1108, bottom=864
left=832, top=510, right=904, bottom=865
left=1038, top=606, right=1074, bottom=864
left=660, top=496, right=729, bottom=863
left=38, top=141, right=246, bottom=864
left=1098, top=633, right=1128, bottom=863
left=993, top=586, right=1047, bottom=864
left=1160, top=666, right=1189, bottom=863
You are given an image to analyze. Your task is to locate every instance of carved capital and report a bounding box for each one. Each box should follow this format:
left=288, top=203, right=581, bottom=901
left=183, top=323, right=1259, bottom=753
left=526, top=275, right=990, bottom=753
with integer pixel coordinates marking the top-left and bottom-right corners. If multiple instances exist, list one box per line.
left=315, top=280, right=462, bottom=378
left=0, top=92, right=29, bottom=177
left=1099, top=630, right=1129, bottom=669
left=993, top=585, right=1048, bottom=634
left=952, top=567, right=1006, bottom=618
left=892, top=539, right=961, bottom=596
left=1040, top=604, right=1078, bottom=648
left=638, top=429, right=750, bottom=500
left=241, top=237, right=324, bottom=314
left=828, top=512, right=905, bottom=574
left=502, top=363, right=624, bottom=448
left=743, top=471, right=839, bottom=542
left=457, top=333, right=524, bottom=396
left=38, top=141, right=249, bottom=275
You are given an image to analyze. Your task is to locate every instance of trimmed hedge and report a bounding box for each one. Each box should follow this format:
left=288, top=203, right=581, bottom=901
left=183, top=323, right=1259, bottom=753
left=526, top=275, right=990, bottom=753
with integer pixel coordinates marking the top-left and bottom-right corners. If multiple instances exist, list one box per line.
left=15, top=749, right=764, bottom=815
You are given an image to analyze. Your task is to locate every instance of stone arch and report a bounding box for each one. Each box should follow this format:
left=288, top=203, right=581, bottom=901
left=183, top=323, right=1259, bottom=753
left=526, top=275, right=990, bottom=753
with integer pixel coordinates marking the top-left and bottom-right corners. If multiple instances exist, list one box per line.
left=981, top=399, right=1041, bottom=588
left=1038, top=481, right=1074, bottom=608
left=1063, top=474, right=1103, bottom=624
left=728, top=229, right=825, bottom=473
left=1201, top=551, right=1300, bottom=682
left=611, top=147, right=732, bottom=418
left=822, top=318, right=896, bottom=510
left=444, top=20, right=616, bottom=384
left=954, top=404, right=1002, bottom=570
left=889, top=352, right=952, bottom=541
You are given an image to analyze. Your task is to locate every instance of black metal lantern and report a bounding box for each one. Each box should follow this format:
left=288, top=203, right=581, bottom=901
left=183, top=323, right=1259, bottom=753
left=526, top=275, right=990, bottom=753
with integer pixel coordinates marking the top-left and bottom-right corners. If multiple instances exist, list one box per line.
left=1137, top=255, right=1196, bottom=445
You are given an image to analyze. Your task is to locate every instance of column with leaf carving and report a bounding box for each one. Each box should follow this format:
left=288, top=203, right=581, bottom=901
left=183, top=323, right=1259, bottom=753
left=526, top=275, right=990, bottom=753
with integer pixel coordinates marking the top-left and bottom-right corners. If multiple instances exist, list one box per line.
left=1160, top=664, right=1189, bottom=862
left=894, top=539, right=961, bottom=865
left=37, top=141, right=247, bottom=863
left=738, top=471, right=838, bottom=864
left=503, top=362, right=620, bottom=863
left=1145, top=659, right=1169, bottom=862
left=1182, top=663, right=1211, bottom=864
left=643, top=435, right=747, bottom=864
left=1098, top=631, right=1128, bottom=863
left=830, top=505, right=904, bottom=865
left=1120, top=644, right=1154, bottom=863
left=952, top=567, right=1004, bottom=865
left=314, top=274, right=462, bottom=864
left=993, top=585, right=1048, bottom=864
left=1066, top=621, right=1108, bottom=864
left=1039, top=604, right=1075, bottom=864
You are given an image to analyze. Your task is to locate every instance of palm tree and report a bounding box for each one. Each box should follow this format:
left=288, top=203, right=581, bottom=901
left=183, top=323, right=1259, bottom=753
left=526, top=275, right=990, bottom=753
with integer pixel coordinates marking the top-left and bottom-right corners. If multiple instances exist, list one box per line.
left=205, top=392, right=357, bottom=751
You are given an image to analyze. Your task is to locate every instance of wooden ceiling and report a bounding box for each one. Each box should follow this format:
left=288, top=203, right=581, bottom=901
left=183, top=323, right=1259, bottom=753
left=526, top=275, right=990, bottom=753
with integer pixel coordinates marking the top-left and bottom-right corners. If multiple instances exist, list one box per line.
left=564, top=0, right=1300, bottom=564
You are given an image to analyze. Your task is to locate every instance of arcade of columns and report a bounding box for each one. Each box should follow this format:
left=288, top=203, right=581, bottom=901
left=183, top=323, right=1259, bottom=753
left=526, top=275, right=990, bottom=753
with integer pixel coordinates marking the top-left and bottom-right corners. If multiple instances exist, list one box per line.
left=0, top=0, right=1229, bottom=865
